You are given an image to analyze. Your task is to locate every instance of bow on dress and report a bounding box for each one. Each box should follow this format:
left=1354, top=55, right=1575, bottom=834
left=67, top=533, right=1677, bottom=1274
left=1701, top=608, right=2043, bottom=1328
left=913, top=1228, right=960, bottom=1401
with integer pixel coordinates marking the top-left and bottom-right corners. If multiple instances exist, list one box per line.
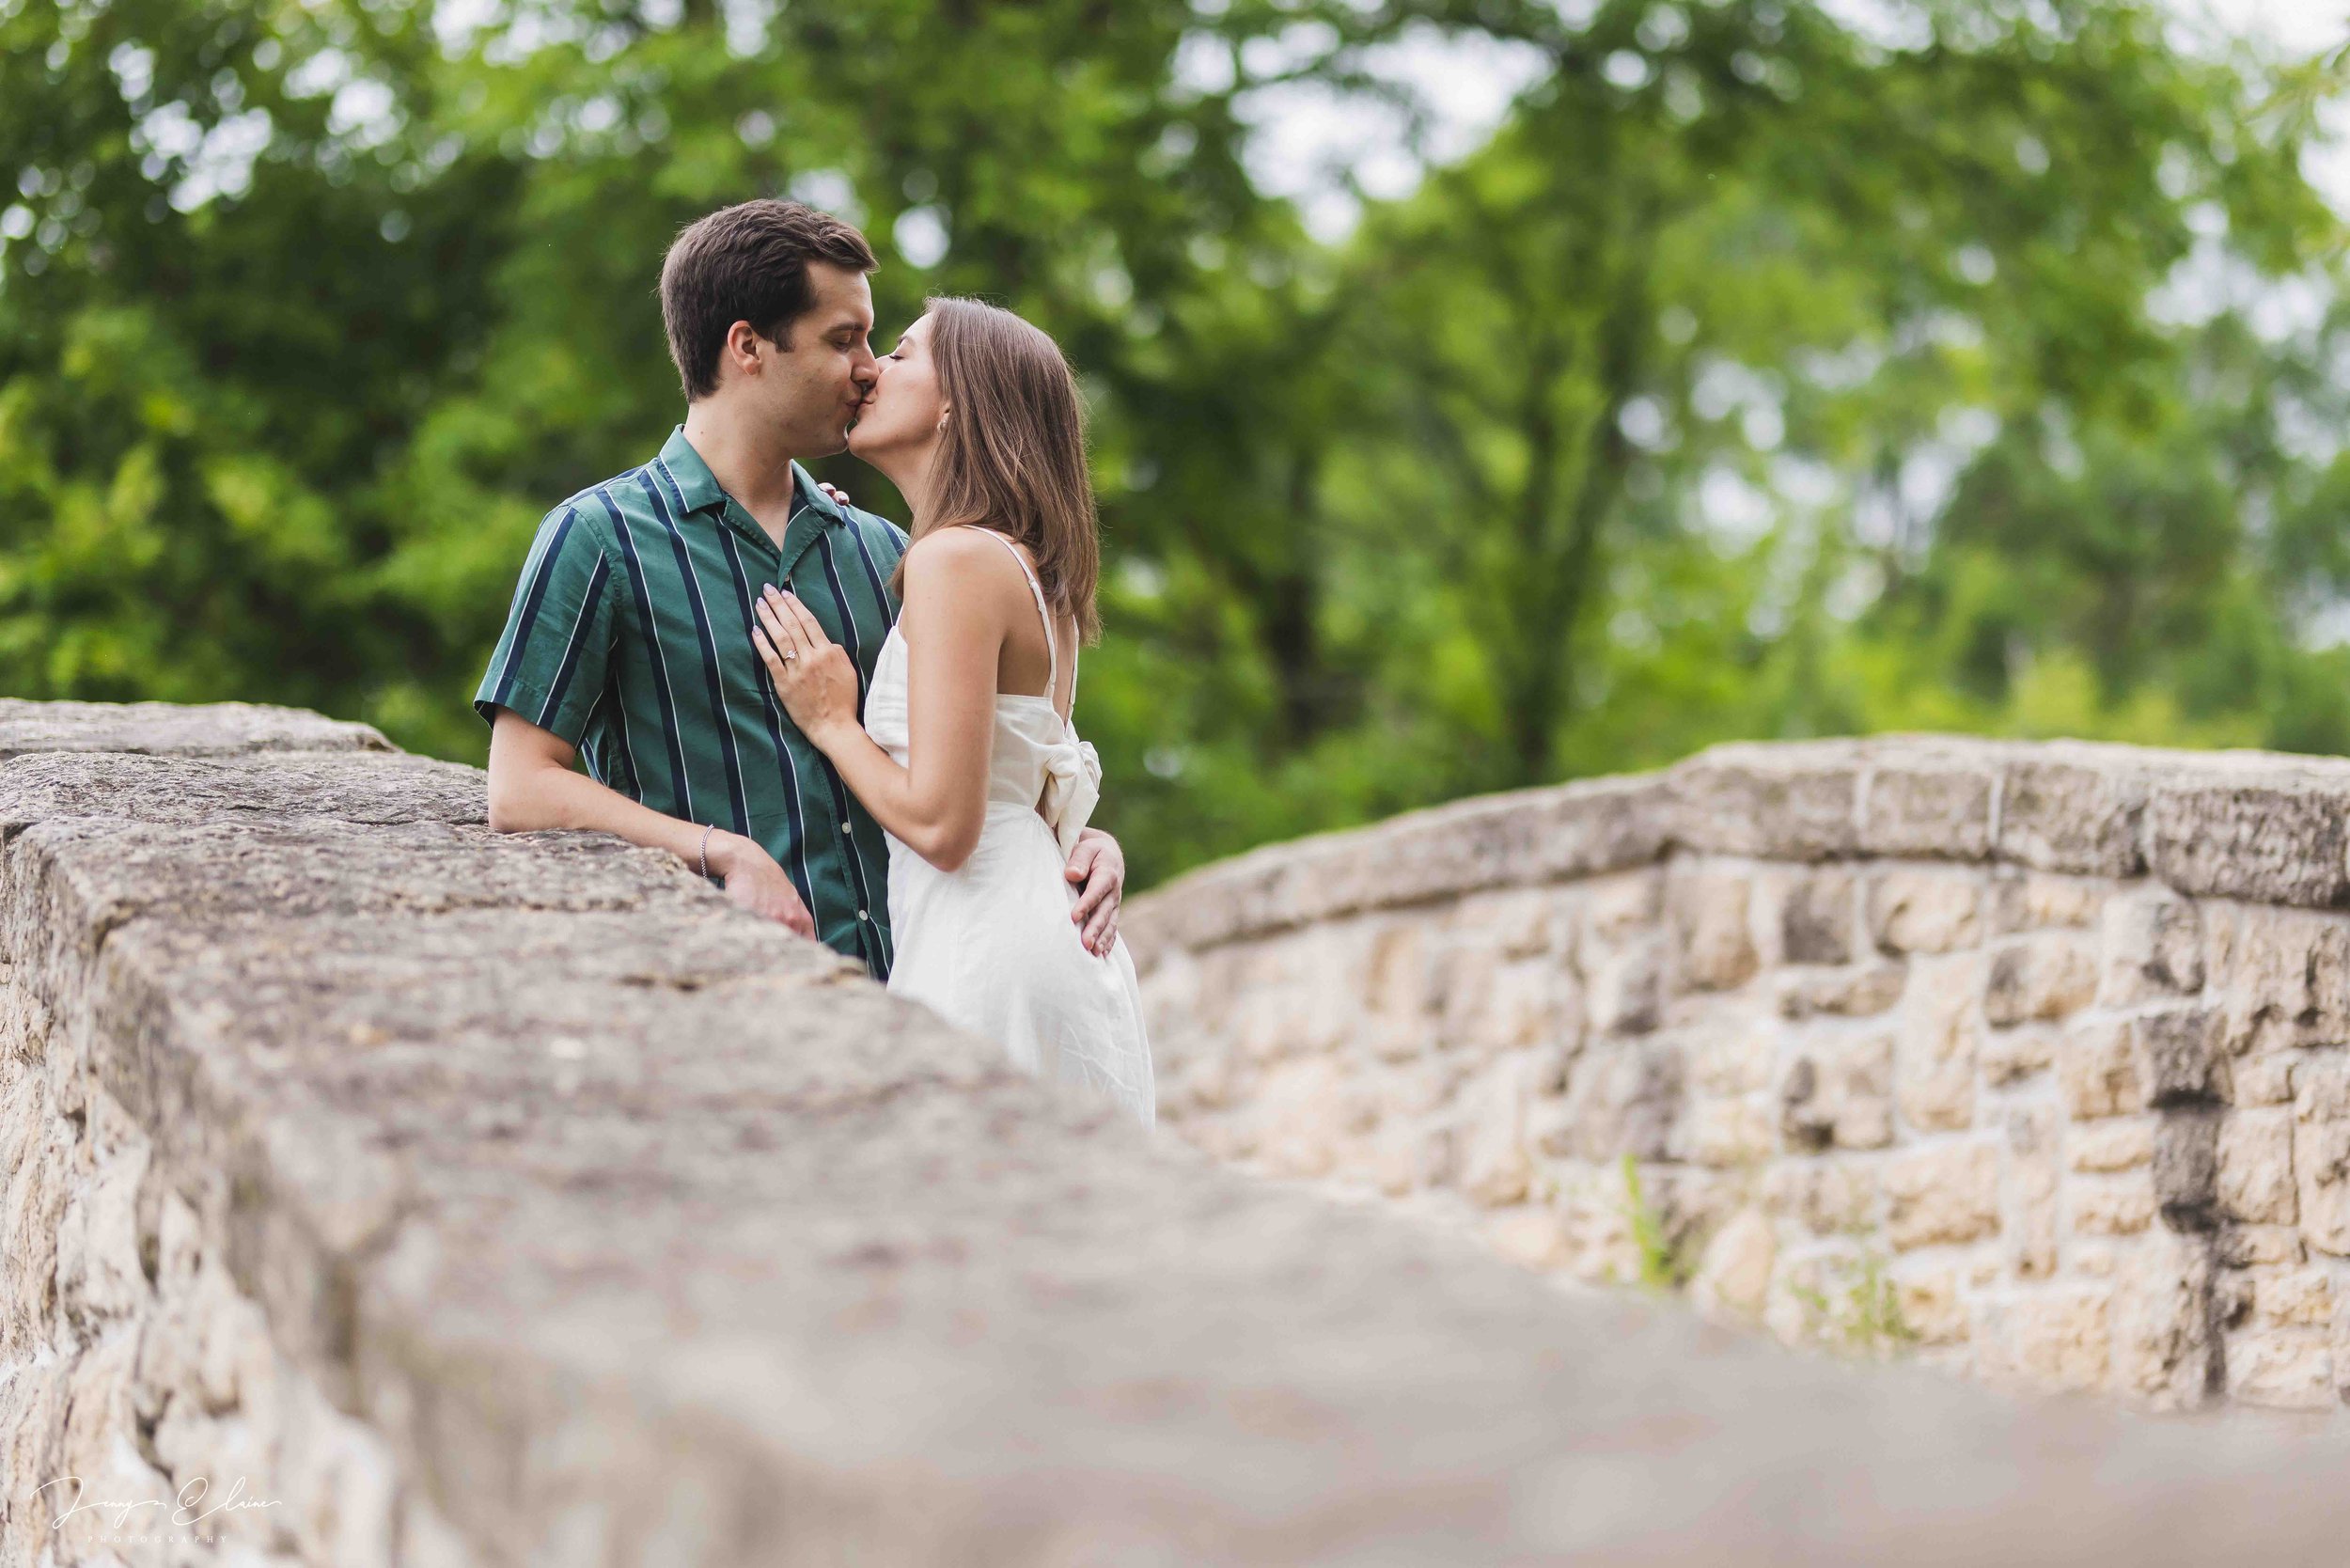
left=1037, top=735, right=1103, bottom=857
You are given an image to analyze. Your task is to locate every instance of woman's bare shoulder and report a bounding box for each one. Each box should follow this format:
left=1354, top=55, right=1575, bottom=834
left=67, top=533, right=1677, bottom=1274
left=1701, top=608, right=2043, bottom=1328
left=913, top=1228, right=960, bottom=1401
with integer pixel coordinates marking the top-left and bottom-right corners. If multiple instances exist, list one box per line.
left=903, top=525, right=1027, bottom=590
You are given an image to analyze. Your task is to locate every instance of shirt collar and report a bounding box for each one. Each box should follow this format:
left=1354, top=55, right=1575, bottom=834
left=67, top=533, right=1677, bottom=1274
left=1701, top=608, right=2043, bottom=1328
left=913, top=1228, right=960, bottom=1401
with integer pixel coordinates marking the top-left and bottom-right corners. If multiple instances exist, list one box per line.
left=655, top=427, right=841, bottom=530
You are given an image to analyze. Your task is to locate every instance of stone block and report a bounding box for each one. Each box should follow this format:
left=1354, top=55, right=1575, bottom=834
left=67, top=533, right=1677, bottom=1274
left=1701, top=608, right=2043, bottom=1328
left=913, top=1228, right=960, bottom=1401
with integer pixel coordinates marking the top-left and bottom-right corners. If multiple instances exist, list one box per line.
left=1762, top=868, right=1856, bottom=966
left=2059, top=1019, right=2144, bottom=1120
left=2138, top=1009, right=2226, bottom=1108
left=2251, top=1267, right=2333, bottom=1328
left=1776, top=964, right=1906, bottom=1021
left=1995, top=752, right=2149, bottom=877
left=1760, top=1159, right=1876, bottom=1236
left=1668, top=745, right=1859, bottom=861
left=2217, top=1224, right=2305, bottom=1269
left=2225, top=1330, right=2336, bottom=1411
left=2097, top=888, right=2205, bottom=1007
left=1668, top=865, right=1758, bottom=993
left=1982, top=934, right=2099, bottom=1027
left=1884, top=1142, right=2000, bottom=1250
left=1898, top=955, right=1983, bottom=1132
left=1684, top=1097, right=1777, bottom=1168
left=1584, top=932, right=1665, bottom=1038
left=1560, top=1039, right=1684, bottom=1162
left=2217, top=1108, right=2297, bottom=1226
left=1484, top=1206, right=1573, bottom=1272
left=2150, top=775, right=2350, bottom=907
left=2069, top=1120, right=2154, bottom=1175
left=1778, top=1034, right=1894, bottom=1152
left=2232, top=1050, right=2296, bottom=1108
left=2208, top=905, right=2350, bottom=1056
left=2113, top=1231, right=2217, bottom=1409
left=1985, top=870, right=2107, bottom=934
left=1980, top=1027, right=2055, bottom=1088
left=2005, top=1105, right=2061, bottom=1278
left=2154, top=1109, right=2221, bottom=1231
left=2292, top=1054, right=2350, bottom=1257
left=1871, top=868, right=1984, bottom=955
left=1976, top=1289, right=2111, bottom=1392
left=1690, top=1208, right=1778, bottom=1320
left=2070, top=1175, right=2157, bottom=1237
left=1860, top=757, right=1997, bottom=859
left=1890, top=1263, right=1969, bottom=1345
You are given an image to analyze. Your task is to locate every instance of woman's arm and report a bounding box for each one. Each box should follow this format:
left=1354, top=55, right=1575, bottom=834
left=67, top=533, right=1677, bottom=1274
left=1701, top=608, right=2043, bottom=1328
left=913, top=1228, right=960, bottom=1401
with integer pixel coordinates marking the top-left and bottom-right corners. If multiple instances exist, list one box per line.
left=754, top=529, right=1003, bottom=871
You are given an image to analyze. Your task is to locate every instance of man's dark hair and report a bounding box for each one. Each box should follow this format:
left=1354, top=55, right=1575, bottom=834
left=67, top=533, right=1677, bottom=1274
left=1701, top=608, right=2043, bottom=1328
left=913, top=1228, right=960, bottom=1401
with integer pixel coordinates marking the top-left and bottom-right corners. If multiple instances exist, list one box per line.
left=660, top=199, right=879, bottom=400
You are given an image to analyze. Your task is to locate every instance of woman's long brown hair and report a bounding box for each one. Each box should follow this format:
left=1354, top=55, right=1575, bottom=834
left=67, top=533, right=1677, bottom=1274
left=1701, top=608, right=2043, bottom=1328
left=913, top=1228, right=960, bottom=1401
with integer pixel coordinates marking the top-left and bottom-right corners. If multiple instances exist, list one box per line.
left=892, top=297, right=1101, bottom=643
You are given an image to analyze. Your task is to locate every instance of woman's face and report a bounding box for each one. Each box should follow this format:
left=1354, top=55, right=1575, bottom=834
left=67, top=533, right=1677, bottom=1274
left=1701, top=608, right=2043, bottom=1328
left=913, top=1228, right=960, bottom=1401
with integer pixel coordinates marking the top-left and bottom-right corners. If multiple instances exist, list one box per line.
left=846, top=313, right=945, bottom=465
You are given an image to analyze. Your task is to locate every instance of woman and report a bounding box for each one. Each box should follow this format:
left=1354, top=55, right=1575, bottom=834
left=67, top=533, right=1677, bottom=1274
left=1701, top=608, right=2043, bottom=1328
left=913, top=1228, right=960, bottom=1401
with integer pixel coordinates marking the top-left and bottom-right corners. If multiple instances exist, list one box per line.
left=750, top=297, right=1154, bottom=1129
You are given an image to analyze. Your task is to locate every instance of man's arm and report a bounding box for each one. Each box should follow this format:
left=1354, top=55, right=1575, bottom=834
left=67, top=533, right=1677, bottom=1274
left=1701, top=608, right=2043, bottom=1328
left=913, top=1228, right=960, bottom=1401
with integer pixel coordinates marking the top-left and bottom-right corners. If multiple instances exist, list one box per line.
left=487, top=709, right=814, bottom=936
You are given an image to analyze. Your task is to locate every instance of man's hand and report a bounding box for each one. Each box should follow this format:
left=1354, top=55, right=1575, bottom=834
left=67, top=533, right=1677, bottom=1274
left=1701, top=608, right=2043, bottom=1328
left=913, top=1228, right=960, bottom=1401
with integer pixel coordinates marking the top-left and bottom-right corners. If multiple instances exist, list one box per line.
left=709, top=831, right=816, bottom=937
left=1064, top=827, right=1125, bottom=956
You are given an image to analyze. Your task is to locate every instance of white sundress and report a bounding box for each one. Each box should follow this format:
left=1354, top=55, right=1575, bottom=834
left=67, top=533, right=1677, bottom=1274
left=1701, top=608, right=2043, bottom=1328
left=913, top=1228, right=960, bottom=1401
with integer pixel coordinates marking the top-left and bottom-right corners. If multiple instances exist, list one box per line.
left=862, top=530, right=1155, bottom=1128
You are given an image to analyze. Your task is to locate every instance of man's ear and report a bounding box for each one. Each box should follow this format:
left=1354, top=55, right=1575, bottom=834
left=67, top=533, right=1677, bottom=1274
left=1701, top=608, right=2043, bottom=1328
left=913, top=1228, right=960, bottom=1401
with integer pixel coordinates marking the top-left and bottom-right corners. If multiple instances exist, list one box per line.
left=726, top=320, right=764, bottom=376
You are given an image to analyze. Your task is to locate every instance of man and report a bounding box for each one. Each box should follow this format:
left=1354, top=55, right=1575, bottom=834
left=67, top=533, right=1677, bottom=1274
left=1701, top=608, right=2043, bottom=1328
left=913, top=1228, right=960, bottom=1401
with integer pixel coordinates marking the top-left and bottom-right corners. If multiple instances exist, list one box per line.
left=476, top=199, right=1125, bottom=976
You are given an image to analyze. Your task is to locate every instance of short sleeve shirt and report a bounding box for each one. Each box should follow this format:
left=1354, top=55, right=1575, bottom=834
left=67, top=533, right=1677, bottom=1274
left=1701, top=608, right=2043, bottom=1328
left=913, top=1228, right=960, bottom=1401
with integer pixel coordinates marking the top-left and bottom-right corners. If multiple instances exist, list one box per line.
left=476, top=428, right=909, bottom=977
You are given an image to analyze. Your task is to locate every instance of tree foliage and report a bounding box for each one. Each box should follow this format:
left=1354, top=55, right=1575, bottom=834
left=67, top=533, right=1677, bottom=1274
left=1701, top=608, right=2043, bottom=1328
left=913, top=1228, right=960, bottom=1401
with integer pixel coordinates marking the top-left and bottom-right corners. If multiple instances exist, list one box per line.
left=3, top=0, right=2343, bottom=886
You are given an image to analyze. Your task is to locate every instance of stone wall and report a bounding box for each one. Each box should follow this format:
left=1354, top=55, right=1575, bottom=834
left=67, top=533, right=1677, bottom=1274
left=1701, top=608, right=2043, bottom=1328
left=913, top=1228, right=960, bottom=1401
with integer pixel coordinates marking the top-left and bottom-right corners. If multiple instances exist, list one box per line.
left=2, top=703, right=2346, bottom=1566
left=1127, top=736, right=2350, bottom=1414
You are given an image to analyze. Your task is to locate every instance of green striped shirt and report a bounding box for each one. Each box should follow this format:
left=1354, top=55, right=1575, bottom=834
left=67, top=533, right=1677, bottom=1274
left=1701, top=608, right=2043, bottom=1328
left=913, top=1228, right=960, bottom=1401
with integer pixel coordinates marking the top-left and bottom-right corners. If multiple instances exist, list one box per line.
left=476, top=427, right=908, bottom=977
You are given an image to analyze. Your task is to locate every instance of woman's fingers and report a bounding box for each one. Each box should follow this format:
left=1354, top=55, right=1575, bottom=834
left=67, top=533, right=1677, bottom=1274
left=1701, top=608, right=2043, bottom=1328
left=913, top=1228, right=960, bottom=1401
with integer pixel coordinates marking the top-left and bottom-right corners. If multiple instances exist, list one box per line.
left=752, top=625, right=788, bottom=682
left=777, top=590, right=832, bottom=650
left=754, top=589, right=804, bottom=657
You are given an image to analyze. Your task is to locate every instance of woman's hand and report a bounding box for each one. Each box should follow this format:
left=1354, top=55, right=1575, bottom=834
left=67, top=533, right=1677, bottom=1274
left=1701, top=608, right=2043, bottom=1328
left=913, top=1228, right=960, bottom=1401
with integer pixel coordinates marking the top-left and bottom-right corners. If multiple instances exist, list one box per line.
left=753, top=586, right=861, bottom=747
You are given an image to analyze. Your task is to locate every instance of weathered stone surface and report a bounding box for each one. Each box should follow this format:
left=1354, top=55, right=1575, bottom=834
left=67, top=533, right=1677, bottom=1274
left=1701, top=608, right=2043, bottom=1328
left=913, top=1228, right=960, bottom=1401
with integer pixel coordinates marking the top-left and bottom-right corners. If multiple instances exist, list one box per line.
left=1859, top=753, right=1997, bottom=860
left=1777, top=964, right=1906, bottom=1021
left=1983, top=934, right=2099, bottom=1028
left=1884, top=1143, right=2001, bottom=1250
left=1690, top=1207, right=1777, bottom=1320
left=1668, top=864, right=1757, bottom=992
left=1995, top=748, right=2150, bottom=877
left=0, top=697, right=392, bottom=760
left=2293, top=1055, right=2350, bottom=1259
left=2115, top=1232, right=2218, bottom=1409
left=1667, top=743, right=1859, bottom=862
left=0, top=750, right=485, bottom=836
left=1870, top=868, right=1983, bottom=955
left=1898, top=955, right=1982, bottom=1132
left=2138, top=1009, right=2227, bottom=1109
left=2070, top=1120, right=2155, bottom=1175
left=2006, top=1105, right=2062, bottom=1278
left=2099, top=889, right=2205, bottom=1007
left=2155, top=1110, right=2223, bottom=1231
left=1778, top=1034, right=1894, bottom=1152
left=1762, top=868, right=1856, bottom=966
left=2217, top=1108, right=2297, bottom=1226
left=2150, top=764, right=2350, bottom=907
left=2227, top=1331, right=2336, bottom=1410
left=1980, top=1026, right=2056, bottom=1089
left=1976, top=1289, right=2111, bottom=1392
left=2060, top=1019, right=2145, bottom=1121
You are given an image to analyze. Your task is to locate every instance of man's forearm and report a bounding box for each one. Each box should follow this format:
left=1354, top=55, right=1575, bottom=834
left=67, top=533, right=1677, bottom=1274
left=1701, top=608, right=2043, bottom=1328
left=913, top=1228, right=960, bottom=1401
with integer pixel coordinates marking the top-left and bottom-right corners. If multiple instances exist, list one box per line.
left=491, top=760, right=714, bottom=870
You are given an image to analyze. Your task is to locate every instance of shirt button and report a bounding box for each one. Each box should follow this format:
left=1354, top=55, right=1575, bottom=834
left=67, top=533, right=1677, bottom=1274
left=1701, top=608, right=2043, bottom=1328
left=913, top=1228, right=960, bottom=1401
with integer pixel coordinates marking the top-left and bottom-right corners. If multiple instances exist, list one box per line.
left=857, top=909, right=870, bottom=921
left=839, top=822, right=853, bottom=835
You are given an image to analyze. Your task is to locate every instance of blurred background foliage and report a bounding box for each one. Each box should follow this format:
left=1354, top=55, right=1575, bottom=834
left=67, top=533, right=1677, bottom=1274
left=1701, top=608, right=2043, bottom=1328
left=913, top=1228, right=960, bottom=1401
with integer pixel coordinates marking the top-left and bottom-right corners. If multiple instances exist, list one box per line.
left=3, top=0, right=2346, bottom=886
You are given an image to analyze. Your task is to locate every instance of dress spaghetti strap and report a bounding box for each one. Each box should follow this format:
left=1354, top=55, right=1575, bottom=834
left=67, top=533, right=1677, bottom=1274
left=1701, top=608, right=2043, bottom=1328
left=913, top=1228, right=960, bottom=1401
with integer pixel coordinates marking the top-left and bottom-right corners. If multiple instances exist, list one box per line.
left=979, top=529, right=1071, bottom=716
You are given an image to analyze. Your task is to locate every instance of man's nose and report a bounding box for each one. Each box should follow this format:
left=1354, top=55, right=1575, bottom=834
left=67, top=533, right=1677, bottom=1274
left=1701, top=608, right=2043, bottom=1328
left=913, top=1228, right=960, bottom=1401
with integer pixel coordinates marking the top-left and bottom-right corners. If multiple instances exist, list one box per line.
left=852, top=348, right=880, bottom=389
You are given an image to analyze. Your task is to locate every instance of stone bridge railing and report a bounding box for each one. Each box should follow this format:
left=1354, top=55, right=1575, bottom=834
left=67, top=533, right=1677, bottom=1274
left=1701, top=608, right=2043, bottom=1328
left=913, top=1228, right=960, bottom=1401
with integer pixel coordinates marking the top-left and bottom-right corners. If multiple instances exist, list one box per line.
left=1127, top=736, right=2350, bottom=1413
left=0, top=703, right=2342, bottom=1566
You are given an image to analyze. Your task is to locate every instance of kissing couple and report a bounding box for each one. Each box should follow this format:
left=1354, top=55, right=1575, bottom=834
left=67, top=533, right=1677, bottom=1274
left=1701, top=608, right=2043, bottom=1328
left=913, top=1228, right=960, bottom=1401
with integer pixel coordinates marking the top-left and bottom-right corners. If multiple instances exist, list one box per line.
left=474, top=199, right=1153, bottom=1128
